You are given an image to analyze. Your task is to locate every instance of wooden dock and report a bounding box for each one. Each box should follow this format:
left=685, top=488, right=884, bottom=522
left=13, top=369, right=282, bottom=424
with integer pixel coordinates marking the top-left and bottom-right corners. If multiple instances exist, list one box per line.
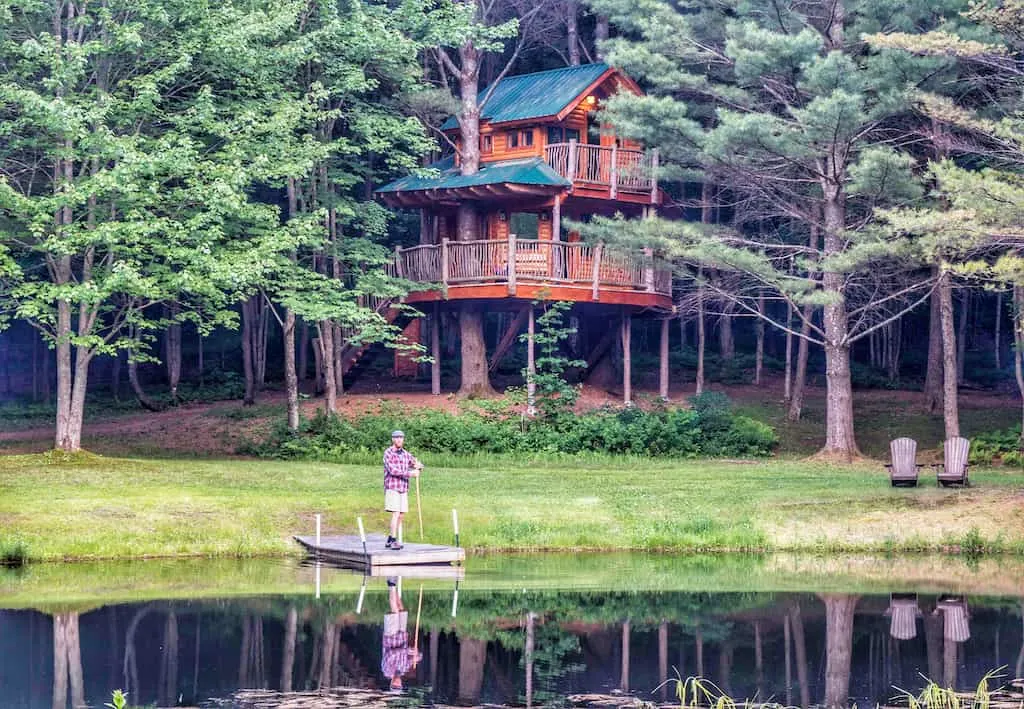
left=294, top=533, right=464, bottom=569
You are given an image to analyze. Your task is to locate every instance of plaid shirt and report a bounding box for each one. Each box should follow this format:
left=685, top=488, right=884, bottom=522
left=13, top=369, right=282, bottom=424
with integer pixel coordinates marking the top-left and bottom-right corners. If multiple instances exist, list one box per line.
left=381, top=628, right=411, bottom=679
left=383, top=446, right=417, bottom=494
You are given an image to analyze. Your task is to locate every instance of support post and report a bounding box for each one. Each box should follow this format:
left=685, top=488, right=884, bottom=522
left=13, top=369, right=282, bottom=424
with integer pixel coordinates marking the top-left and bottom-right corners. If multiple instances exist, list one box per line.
left=643, top=247, right=655, bottom=292
left=394, top=245, right=404, bottom=278
left=552, top=195, right=563, bottom=279
left=315, top=513, right=321, bottom=547
left=610, top=143, right=618, bottom=199
left=650, top=148, right=659, bottom=204
left=659, top=318, right=670, bottom=400
left=622, top=314, right=632, bottom=405
left=567, top=139, right=578, bottom=182
left=452, top=508, right=460, bottom=549
left=507, top=233, right=517, bottom=295
left=431, top=303, right=441, bottom=395
left=527, top=306, right=536, bottom=416
left=357, top=516, right=367, bottom=562
left=441, top=238, right=450, bottom=297
left=591, top=243, right=604, bottom=300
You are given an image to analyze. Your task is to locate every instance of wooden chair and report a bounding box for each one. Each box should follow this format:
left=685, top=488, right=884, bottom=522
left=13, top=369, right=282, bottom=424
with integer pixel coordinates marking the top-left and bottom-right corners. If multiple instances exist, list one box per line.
left=886, top=437, right=921, bottom=487
left=934, top=437, right=971, bottom=487
left=885, top=593, right=921, bottom=640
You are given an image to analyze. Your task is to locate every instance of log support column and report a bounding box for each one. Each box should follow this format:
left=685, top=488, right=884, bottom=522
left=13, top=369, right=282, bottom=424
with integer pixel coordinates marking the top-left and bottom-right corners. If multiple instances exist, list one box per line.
left=622, top=314, right=632, bottom=405
left=659, top=317, right=670, bottom=400
left=431, top=303, right=441, bottom=396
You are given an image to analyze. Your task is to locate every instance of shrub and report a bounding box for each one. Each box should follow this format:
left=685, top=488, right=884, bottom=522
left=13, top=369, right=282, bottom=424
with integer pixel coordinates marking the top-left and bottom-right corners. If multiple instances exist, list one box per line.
left=244, top=394, right=778, bottom=461
left=969, top=426, right=1024, bottom=465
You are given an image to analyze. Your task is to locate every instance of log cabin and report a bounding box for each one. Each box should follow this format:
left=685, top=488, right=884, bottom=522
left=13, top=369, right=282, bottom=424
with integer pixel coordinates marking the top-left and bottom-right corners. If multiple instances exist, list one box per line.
left=374, top=63, right=674, bottom=402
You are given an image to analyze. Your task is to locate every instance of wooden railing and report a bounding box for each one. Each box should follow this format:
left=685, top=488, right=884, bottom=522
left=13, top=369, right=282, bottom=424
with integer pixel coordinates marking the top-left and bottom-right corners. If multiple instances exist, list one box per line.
left=394, top=237, right=672, bottom=298
left=544, top=141, right=658, bottom=201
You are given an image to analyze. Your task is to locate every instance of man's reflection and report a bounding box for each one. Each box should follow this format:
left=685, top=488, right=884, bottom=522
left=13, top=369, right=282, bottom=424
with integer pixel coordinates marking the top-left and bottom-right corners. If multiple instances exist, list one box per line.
left=381, top=577, right=421, bottom=692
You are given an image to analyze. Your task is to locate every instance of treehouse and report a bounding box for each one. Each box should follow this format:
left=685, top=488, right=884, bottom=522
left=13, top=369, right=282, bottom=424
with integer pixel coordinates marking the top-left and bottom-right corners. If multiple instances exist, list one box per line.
left=374, top=63, right=675, bottom=401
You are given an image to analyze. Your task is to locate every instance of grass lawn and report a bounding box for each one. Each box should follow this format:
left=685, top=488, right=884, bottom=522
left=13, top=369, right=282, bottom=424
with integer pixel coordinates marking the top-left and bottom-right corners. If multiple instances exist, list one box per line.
left=1, top=452, right=1023, bottom=562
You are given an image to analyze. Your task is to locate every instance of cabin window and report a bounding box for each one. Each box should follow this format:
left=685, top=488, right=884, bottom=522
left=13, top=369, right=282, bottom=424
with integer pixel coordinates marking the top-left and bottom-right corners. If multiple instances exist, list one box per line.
left=506, top=130, right=533, bottom=150
left=510, top=212, right=539, bottom=240
left=546, top=126, right=581, bottom=144
left=481, top=135, right=493, bottom=154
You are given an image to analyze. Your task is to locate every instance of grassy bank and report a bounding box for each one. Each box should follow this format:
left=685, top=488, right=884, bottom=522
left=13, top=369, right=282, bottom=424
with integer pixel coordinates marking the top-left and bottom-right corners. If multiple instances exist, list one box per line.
left=1, top=452, right=1023, bottom=561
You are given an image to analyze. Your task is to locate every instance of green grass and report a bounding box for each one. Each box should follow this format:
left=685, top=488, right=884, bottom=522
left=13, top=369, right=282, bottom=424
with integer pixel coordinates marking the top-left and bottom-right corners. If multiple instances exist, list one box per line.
left=1, top=452, right=1022, bottom=562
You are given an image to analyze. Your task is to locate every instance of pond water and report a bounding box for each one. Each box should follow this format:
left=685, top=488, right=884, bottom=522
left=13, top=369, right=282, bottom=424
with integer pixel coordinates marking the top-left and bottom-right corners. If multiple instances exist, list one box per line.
left=1, top=554, right=1023, bottom=708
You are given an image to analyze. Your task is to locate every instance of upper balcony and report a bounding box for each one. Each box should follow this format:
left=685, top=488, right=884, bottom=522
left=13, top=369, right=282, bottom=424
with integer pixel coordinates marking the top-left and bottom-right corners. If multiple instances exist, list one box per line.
left=544, top=141, right=659, bottom=204
left=396, top=236, right=673, bottom=309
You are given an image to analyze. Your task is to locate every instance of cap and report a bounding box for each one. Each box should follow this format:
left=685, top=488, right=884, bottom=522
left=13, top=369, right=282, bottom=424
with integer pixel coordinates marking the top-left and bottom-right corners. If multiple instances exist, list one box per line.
left=391, top=430, right=405, bottom=439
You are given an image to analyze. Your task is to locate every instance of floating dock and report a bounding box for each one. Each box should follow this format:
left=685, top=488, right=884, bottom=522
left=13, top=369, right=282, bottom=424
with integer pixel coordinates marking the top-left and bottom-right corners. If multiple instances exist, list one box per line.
left=294, top=533, right=465, bottom=569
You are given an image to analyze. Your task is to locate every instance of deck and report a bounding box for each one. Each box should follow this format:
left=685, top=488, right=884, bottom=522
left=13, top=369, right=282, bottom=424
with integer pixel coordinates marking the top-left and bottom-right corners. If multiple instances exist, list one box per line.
left=544, top=141, right=659, bottom=204
left=294, top=534, right=465, bottom=569
left=396, top=237, right=673, bottom=308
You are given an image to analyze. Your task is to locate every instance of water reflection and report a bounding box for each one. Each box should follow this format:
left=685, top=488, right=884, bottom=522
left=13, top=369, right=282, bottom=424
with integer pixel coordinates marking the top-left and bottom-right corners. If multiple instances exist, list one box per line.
left=1, top=567, right=1023, bottom=708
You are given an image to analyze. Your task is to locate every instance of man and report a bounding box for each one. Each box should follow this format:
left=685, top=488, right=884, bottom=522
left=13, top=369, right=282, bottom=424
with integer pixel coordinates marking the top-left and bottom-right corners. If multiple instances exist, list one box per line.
left=383, top=429, right=422, bottom=550
left=381, top=576, right=421, bottom=692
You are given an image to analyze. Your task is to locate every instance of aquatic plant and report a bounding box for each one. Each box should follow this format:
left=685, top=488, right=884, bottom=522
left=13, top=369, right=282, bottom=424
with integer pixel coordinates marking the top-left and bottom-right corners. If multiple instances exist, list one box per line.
left=0, top=538, right=28, bottom=567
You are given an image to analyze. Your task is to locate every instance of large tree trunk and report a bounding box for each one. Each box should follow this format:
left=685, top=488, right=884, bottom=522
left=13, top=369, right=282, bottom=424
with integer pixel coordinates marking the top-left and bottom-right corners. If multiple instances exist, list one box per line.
left=1013, top=287, right=1024, bottom=445
left=820, top=595, right=859, bottom=709
left=566, top=0, right=580, bottom=65
left=940, top=271, right=960, bottom=439
left=924, top=271, right=944, bottom=412
left=995, top=290, right=1003, bottom=371
left=718, top=305, right=735, bottom=361
left=755, top=293, right=765, bottom=385
left=454, top=41, right=493, bottom=396
left=819, top=170, right=859, bottom=460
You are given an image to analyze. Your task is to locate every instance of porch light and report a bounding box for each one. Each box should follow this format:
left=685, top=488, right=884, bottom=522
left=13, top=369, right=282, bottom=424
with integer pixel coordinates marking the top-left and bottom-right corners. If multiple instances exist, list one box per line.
left=584, top=95, right=597, bottom=106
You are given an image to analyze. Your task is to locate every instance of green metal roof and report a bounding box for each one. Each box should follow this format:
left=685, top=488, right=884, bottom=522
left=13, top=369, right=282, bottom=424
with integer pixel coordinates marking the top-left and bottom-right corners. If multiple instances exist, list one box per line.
left=439, top=63, right=610, bottom=131
left=376, top=156, right=570, bottom=195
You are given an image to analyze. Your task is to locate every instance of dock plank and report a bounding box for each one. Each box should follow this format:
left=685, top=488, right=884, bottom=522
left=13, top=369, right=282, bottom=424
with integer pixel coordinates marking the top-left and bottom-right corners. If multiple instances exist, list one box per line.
left=294, top=534, right=464, bottom=568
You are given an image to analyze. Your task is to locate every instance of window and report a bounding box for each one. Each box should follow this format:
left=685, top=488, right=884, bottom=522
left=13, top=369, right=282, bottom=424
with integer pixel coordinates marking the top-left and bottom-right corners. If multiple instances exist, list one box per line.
left=481, top=135, right=493, bottom=154
left=546, top=126, right=580, bottom=144
left=506, top=130, right=534, bottom=149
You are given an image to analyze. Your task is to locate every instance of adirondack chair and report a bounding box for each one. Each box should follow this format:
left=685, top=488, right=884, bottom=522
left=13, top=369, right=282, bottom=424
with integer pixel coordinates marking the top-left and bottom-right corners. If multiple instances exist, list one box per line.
left=936, top=596, right=971, bottom=643
left=885, top=593, right=921, bottom=640
left=886, top=437, right=921, bottom=487
left=934, top=437, right=971, bottom=487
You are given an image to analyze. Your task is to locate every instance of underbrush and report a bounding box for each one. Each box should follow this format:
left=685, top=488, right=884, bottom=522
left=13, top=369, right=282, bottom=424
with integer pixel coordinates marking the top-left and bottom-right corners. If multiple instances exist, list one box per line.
left=969, top=425, right=1024, bottom=465
left=241, top=391, right=778, bottom=460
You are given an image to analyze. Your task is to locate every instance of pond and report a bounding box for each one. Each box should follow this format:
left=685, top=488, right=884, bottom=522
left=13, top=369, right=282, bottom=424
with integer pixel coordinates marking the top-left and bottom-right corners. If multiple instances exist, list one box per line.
left=1, top=553, right=1023, bottom=708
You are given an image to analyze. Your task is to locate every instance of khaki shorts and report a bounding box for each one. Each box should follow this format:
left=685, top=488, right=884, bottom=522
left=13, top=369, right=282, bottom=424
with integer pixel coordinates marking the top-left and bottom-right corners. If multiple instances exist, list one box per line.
left=385, top=489, right=409, bottom=513
left=384, top=610, right=408, bottom=636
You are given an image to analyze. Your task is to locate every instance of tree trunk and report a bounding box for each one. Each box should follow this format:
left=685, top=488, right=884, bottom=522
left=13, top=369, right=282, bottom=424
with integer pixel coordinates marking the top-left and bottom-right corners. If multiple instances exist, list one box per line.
left=790, top=605, right=810, bottom=709
left=567, top=0, right=580, bottom=65
left=457, top=637, right=486, bottom=705
left=284, top=309, right=299, bottom=431
left=52, top=614, right=68, bottom=709
left=819, top=174, right=859, bottom=460
left=595, top=16, right=609, bottom=60
left=159, top=612, right=179, bottom=707
left=318, top=321, right=337, bottom=414
left=957, top=290, right=969, bottom=385
left=995, top=290, right=1003, bottom=370
left=755, top=293, right=765, bottom=385
left=820, top=594, right=859, bottom=709
left=165, top=309, right=181, bottom=402
left=1013, top=287, right=1024, bottom=446
left=924, top=271, right=944, bottom=413
left=298, top=321, right=309, bottom=382
left=718, top=305, right=735, bottom=362
left=940, top=271, right=960, bottom=439
left=241, top=298, right=256, bottom=406
left=281, top=607, right=298, bottom=692
left=54, top=295, right=76, bottom=450
left=332, top=322, right=345, bottom=396
left=453, top=41, right=493, bottom=396
left=110, top=350, right=123, bottom=402
left=128, top=328, right=162, bottom=412
left=257, top=299, right=269, bottom=388
left=696, top=274, right=706, bottom=395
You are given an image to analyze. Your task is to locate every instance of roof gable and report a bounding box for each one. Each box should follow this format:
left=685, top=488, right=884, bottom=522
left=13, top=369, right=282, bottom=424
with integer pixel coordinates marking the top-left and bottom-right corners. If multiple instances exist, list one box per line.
left=440, top=63, right=631, bottom=132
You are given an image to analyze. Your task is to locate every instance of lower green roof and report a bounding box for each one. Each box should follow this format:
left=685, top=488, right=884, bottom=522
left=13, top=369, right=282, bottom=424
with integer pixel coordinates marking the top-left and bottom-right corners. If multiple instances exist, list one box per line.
left=376, top=157, right=570, bottom=194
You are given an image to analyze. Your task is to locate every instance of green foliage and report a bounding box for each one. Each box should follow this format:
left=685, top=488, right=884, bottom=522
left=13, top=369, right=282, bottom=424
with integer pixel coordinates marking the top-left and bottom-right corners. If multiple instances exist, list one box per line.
left=968, top=426, right=1024, bottom=465
left=521, top=301, right=587, bottom=420
left=0, top=537, right=28, bottom=567
left=244, top=394, right=778, bottom=460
